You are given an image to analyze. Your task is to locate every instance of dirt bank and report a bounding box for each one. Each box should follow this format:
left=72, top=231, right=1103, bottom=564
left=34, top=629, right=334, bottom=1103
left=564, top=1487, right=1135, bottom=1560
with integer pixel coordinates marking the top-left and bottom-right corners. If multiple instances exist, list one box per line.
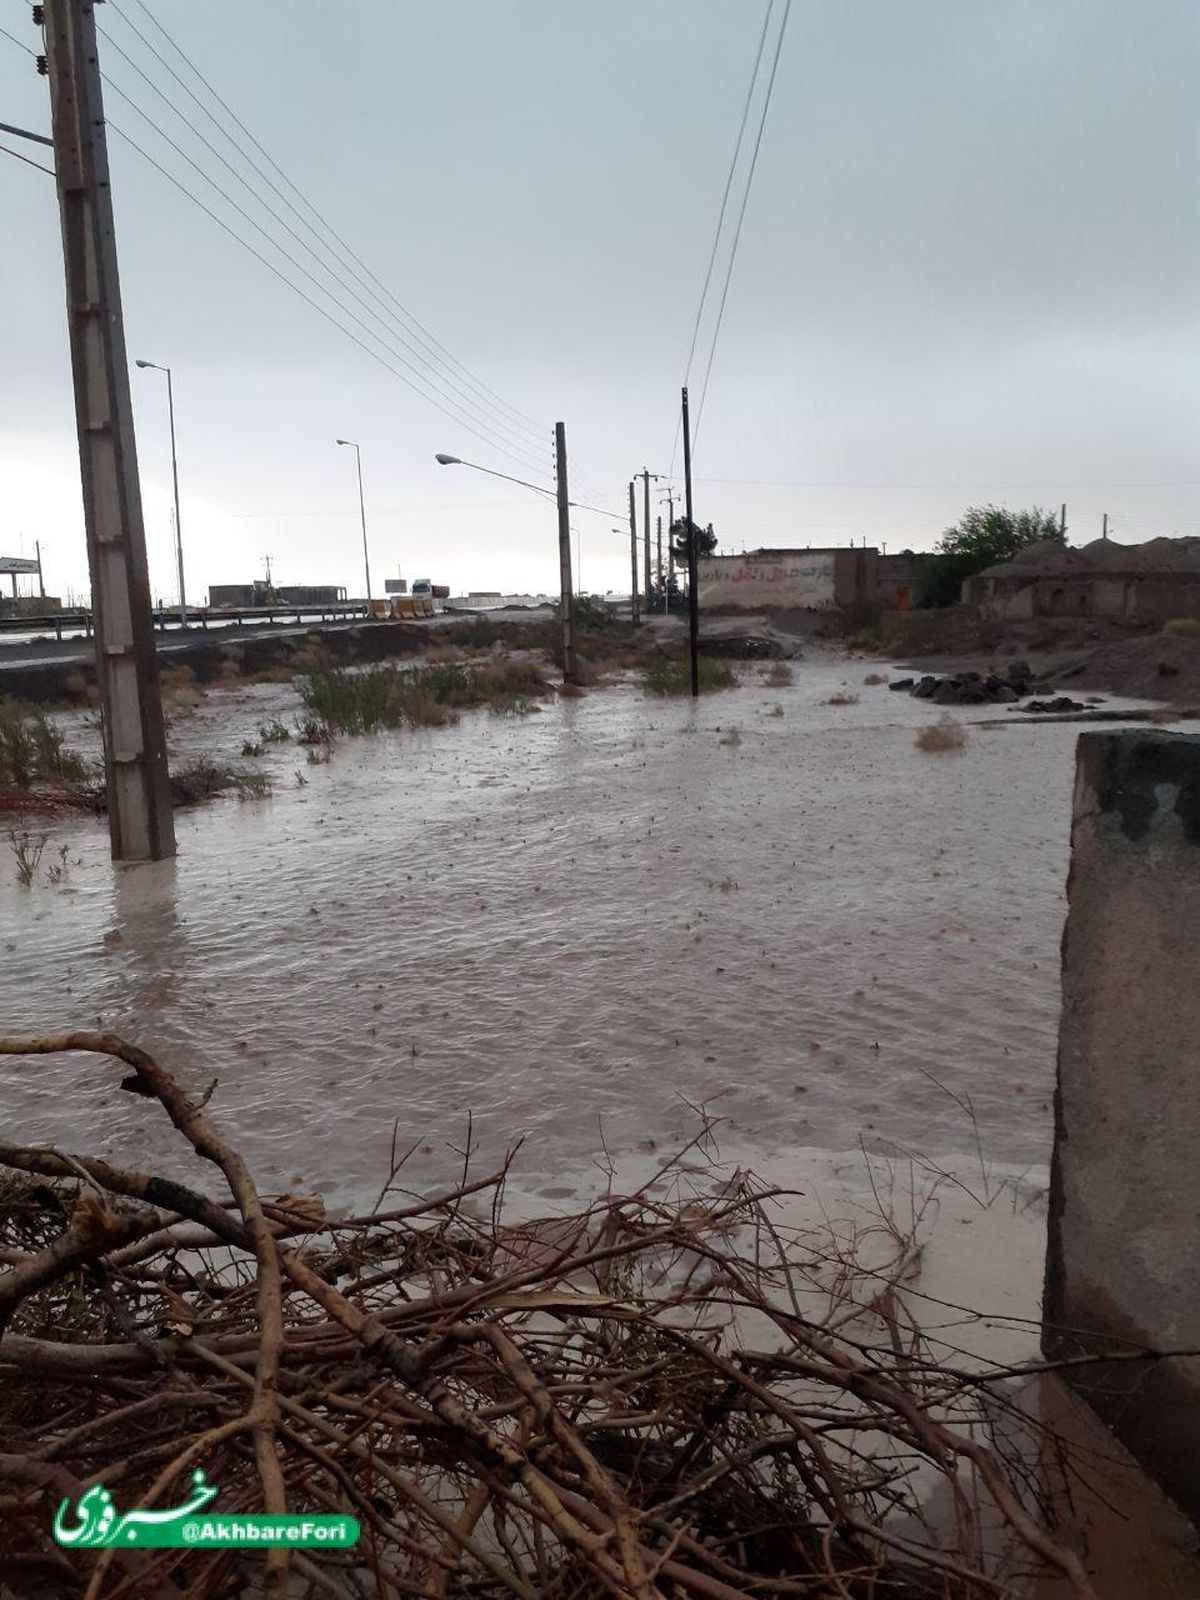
left=1051, top=631, right=1200, bottom=701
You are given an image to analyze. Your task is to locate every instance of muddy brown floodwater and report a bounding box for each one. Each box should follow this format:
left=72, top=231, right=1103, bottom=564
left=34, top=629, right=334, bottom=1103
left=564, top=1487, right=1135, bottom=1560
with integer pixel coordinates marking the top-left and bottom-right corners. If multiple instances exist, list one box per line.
left=4, top=653, right=1199, bottom=1592
left=0, top=655, right=1171, bottom=1205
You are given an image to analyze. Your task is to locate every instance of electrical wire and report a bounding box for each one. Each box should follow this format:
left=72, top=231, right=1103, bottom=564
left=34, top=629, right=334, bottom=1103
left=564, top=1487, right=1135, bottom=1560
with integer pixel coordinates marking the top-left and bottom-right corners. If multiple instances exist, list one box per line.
left=21, top=1, right=616, bottom=516
left=693, top=0, right=793, bottom=447
left=106, top=119, right=555, bottom=474
left=668, top=0, right=775, bottom=478
left=0, top=18, right=35, bottom=55
left=110, top=0, right=551, bottom=451
left=97, top=17, right=549, bottom=466
left=101, top=80, right=551, bottom=476
left=0, top=138, right=52, bottom=175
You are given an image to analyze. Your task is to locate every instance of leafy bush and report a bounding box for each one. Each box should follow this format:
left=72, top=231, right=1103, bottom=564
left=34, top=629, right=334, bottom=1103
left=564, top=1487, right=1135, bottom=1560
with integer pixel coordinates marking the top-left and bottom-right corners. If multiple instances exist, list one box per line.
left=1162, top=618, right=1200, bottom=638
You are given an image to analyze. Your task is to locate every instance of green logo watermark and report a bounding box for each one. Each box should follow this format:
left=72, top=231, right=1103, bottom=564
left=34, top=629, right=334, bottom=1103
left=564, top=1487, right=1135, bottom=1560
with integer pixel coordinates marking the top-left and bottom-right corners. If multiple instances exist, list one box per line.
left=53, top=1469, right=360, bottom=1550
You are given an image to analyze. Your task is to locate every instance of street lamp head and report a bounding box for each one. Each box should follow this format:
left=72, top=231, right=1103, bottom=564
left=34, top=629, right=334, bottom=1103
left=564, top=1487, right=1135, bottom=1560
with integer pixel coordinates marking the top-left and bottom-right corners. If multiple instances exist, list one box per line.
left=434, top=453, right=461, bottom=466
left=335, top=438, right=352, bottom=447
left=135, top=359, right=153, bottom=369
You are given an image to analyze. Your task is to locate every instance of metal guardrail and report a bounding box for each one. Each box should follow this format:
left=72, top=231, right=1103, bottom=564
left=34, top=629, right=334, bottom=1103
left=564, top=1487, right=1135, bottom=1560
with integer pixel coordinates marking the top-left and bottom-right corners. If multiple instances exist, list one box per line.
left=0, top=602, right=373, bottom=641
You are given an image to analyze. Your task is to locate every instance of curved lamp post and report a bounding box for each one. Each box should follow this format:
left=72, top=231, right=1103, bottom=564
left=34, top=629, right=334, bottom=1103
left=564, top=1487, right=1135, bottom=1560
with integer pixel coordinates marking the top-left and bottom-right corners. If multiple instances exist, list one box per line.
left=436, top=436, right=578, bottom=684
left=134, top=358, right=186, bottom=626
left=336, top=438, right=372, bottom=610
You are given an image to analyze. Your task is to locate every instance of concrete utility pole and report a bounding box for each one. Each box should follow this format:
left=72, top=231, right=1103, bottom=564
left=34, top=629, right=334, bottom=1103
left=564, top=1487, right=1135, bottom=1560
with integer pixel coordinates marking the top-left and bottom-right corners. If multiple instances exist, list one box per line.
left=1102, top=512, right=1109, bottom=541
left=656, top=515, right=663, bottom=605
left=681, top=387, right=700, bottom=698
left=43, top=0, right=175, bottom=861
left=661, top=490, right=676, bottom=613
left=627, top=481, right=640, bottom=625
left=637, top=469, right=659, bottom=612
left=1060, top=503, right=1067, bottom=539
left=553, top=421, right=577, bottom=684
left=35, top=540, right=45, bottom=598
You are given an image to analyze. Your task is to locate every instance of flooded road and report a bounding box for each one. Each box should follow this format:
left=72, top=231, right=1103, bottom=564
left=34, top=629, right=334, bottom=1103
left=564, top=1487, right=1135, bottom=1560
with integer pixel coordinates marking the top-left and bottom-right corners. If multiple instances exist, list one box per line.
left=1, top=653, right=1151, bottom=1206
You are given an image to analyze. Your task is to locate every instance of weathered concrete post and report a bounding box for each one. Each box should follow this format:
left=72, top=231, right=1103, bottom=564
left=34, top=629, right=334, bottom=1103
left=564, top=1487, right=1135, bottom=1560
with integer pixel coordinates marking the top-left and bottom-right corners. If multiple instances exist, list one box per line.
left=1044, top=730, right=1200, bottom=1520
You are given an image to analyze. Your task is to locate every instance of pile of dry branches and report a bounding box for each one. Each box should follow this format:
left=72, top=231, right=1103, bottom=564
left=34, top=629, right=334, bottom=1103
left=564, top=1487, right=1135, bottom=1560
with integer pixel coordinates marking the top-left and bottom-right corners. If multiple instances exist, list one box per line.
left=0, top=1033, right=1100, bottom=1600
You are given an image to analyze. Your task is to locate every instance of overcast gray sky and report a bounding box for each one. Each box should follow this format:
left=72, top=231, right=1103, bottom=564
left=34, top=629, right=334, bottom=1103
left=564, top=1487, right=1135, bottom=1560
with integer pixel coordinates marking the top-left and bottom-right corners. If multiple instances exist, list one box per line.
left=2, top=0, right=1197, bottom=603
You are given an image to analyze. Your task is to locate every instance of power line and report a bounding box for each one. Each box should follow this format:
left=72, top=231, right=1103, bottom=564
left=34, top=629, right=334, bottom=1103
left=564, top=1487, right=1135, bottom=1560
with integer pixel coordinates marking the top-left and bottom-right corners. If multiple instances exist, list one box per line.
left=100, top=81, right=551, bottom=475
left=0, top=138, right=53, bottom=176
left=669, top=0, right=775, bottom=479
left=694, top=476, right=1200, bottom=491
left=0, top=18, right=36, bottom=56
left=106, top=120, right=554, bottom=473
left=110, top=0, right=551, bottom=451
left=693, top=0, right=793, bottom=446
left=98, top=12, right=550, bottom=465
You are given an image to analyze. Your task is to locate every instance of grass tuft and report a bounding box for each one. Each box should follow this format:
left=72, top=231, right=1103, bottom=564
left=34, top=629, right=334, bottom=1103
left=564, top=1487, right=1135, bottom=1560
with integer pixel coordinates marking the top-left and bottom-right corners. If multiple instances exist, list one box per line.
left=0, top=703, right=89, bottom=789
left=169, top=760, right=272, bottom=806
left=761, top=661, right=793, bottom=687
left=297, top=660, right=550, bottom=736
left=642, top=656, right=736, bottom=696
left=8, top=827, right=47, bottom=886
left=1161, top=617, right=1200, bottom=638
left=915, top=713, right=968, bottom=753
left=824, top=691, right=859, bottom=706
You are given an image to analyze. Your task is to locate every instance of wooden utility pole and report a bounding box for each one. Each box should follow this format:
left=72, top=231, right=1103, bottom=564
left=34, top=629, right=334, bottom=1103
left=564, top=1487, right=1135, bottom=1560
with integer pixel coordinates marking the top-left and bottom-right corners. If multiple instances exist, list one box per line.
left=628, top=481, right=640, bottom=624
left=681, top=387, right=700, bottom=698
left=43, top=0, right=174, bottom=861
left=553, top=421, right=577, bottom=683
left=656, top=515, right=663, bottom=609
left=1060, top=503, right=1067, bottom=539
left=1102, top=512, right=1109, bottom=541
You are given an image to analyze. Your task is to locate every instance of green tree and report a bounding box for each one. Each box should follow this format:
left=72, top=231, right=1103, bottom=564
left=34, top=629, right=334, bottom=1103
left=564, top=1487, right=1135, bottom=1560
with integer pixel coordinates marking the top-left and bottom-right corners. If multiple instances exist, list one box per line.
left=919, top=504, right=1064, bottom=608
left=669, top=518, right=718, bottom=561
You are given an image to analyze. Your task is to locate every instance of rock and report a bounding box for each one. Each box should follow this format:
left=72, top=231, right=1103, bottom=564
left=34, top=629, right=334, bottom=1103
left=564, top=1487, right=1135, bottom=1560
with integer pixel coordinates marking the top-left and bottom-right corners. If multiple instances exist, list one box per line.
left=1007, top=659, right=1033, bottom=684
left=991, top=684, right=1019, bottom=703
left=1022, top=696, right=1086, bottom=714
left=888, top=677, right=915, bottom=692
left=932, top=680, right=961, bottom=704
left=912, top=676, right=939, bottom=699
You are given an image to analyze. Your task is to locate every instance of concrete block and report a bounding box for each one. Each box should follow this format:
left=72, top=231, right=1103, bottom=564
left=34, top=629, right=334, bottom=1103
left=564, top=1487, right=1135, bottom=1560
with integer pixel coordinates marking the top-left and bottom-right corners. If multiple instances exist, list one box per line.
left=1044, top=730, right=1200, bottom=1521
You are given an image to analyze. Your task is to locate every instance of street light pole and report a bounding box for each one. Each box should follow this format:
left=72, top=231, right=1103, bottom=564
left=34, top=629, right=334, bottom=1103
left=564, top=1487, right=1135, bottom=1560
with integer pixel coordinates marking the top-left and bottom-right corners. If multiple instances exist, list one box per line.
left=434, top=441, right=578, bottom=684
left=336, top=439, right=372, bottom=611
left=135, top=360, right=187, bottom=627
